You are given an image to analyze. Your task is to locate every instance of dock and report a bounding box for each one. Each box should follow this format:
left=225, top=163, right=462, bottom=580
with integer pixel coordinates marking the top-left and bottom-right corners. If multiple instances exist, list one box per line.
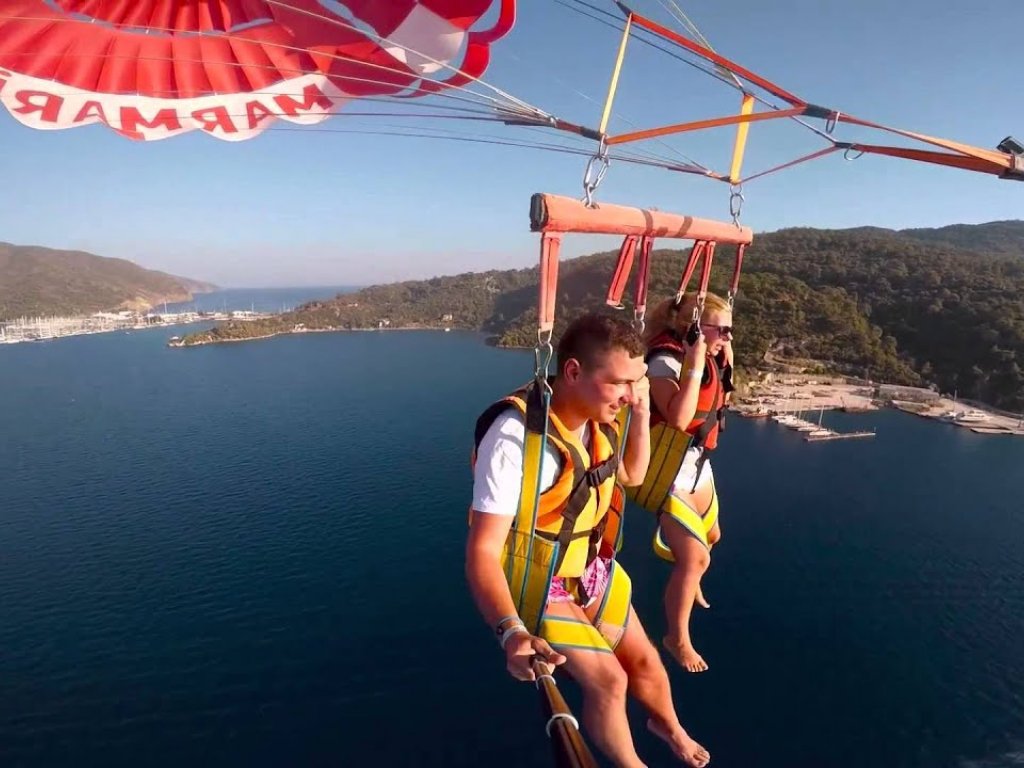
left=805, top=430, right=876, bottom=442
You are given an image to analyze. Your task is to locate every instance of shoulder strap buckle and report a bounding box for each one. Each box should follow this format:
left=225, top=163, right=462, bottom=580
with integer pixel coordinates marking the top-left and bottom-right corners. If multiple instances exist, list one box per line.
left=585, top=458, right=618, bottom=487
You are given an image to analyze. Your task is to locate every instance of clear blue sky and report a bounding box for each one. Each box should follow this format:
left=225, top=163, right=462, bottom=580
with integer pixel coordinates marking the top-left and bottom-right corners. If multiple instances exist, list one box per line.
left=0, top=0, right=1020, bottom=287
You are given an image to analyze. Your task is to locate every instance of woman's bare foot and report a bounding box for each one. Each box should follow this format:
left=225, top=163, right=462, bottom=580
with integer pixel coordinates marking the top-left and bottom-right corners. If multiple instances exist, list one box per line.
left=695, top=583, right=710, bottom=609
left=647, top=718, right=711, bottom=767
left=662, top=636, right=709, bottom=673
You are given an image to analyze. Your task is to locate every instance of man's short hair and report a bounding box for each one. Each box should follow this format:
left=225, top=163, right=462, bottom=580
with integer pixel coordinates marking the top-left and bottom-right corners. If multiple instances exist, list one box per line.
left=556, top=313, right=645, bottom=372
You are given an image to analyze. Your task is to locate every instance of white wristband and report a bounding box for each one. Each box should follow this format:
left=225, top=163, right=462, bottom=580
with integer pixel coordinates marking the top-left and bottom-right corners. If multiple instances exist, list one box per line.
left=500, top=624, right=529, bottom=650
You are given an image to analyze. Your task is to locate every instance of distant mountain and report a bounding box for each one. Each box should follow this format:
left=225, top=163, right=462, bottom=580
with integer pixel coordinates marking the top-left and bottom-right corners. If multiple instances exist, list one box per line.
left=178, top=219, right=1024, bottom=411
left=895, top=220, right=1024, bottom=256
left=835, top=220, right=1024, bottom=256
left=0, top=242, right=217, bottom=320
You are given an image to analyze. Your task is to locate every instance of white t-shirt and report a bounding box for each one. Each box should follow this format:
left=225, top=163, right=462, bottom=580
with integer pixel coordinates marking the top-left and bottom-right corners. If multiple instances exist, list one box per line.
left=472, top=409, right=592, bottom=516
left=647, top=352, right=713, bottom=495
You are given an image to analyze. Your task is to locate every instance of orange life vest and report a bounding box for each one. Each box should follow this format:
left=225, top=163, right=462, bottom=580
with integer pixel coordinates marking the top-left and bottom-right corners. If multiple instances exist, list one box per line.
left=471, top=381, right=623, bottom=578
left=645, top=330, right=727, bottom=451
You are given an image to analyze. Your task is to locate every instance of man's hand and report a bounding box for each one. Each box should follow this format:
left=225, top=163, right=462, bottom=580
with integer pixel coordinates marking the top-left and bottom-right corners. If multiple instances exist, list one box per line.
left=630, top=374, right=651, bottom=416
left=504, top=632, right=567, bottom=682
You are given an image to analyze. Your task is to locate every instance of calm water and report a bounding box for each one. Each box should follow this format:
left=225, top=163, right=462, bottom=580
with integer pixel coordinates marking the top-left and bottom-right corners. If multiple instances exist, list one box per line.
left=163, top=286, right=359, bottom=314
left=1, top=314, right=1023, bottom=767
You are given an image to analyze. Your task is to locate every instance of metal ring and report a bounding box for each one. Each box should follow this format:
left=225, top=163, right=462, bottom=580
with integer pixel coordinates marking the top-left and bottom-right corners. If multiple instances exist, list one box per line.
left=825, top=111, right=840, bottom=135
left=843, top=146, right=865, bottom=161
left=633, top=308, right=646, bottom=335
left=729, top=184, right=744, bottom=224
left=534, top=674, right=556, bottom=689
left=545, top=712, right=580, bottom=737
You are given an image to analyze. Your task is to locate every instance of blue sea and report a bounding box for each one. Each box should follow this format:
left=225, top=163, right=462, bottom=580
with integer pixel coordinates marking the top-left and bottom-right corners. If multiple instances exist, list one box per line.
left=2, top=289, right=1023, bottom=767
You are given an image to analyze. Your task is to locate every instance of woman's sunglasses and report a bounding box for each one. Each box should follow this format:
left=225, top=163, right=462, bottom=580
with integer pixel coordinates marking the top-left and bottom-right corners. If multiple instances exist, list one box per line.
left=700, top=323, right=734, bottom=336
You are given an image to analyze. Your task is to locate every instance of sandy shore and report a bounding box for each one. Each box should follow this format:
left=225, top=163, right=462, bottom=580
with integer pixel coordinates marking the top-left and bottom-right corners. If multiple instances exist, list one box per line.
left=737, top=379, right=1024, bottom=436
left=740, top=380, right=879, bottom=414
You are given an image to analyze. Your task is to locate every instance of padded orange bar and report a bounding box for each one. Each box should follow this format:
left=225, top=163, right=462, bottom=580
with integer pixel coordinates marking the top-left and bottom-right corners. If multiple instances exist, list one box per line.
left=530, top=193, right=753, bottom=245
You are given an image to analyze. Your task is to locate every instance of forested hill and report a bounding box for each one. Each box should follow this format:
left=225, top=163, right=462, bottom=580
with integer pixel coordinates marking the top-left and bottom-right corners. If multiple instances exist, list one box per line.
left=0, top=242, right=216, bottom=320
left=181, top=220, right=1024, bottom=411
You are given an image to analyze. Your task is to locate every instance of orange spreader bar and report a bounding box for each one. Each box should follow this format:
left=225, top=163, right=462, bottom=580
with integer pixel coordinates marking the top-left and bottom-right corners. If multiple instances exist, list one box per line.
left=601, top=3, right=1022, bottom=183
left=607, top=107, right=804, bottom=146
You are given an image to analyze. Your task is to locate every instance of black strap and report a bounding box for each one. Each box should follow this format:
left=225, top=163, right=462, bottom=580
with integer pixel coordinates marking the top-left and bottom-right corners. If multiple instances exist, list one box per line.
left=550, top=428, right=619, bottom=575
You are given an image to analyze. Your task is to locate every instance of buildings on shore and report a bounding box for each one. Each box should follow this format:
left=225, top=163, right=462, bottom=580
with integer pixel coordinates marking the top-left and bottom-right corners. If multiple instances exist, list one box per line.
left=0, top=309, right=267, bottom=344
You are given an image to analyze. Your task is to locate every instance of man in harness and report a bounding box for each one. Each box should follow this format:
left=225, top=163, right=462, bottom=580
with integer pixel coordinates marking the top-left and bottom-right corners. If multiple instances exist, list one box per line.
left=466, top=313, right=711, bottom=768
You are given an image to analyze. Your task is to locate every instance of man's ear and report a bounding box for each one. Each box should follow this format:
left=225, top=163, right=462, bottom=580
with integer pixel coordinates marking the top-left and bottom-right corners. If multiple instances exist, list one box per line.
left=563, top=358, right=582, bottom=383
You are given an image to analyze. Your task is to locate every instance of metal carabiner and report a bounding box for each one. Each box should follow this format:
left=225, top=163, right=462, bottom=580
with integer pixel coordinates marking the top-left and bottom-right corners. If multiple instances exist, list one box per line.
left=729, top=184, right=744, bottom=226
left=582, top=137, right=610, bottom=208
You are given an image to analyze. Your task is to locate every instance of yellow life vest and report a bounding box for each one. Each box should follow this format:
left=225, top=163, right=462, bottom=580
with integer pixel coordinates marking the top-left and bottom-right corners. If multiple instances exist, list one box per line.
left=471, top=380, right=626, bottom=637
left=626, top=337, right=726, bottom=516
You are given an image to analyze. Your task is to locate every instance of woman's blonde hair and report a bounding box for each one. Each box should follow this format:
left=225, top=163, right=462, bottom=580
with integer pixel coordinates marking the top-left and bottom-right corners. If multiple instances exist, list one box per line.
left=643, top=291, right=731, bottom=344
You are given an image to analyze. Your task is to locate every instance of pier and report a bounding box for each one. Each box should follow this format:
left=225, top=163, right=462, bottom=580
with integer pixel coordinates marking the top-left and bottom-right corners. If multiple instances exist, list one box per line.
left=805, top=430, right=876, bottom=442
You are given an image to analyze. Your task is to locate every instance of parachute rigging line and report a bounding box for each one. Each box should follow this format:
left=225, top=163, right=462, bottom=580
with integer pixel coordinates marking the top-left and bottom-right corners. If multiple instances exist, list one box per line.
left=0, top=12, right=539, bottom=121
left=263, top=0, right=542, bottom=118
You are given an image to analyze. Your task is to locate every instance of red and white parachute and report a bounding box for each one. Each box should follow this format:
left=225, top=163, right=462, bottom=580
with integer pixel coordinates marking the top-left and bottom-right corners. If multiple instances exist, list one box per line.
left=0, top=0, right=515, bottom=141
left=0, top=0, right=1019, bottom=183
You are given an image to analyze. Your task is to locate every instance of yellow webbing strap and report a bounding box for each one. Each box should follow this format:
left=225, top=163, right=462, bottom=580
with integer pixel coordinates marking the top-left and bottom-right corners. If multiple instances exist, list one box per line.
left=729, top=93, right=756, bottom=184
left=592, top=561, right=632, bottom=650
left=538, top=561, right=633, bottom=653
left=652, top=485, right=718, bottom=562
left=504, top=383, right=556, bottom=634
left=540, top=616, right=612, bottom=654
left=626, top=422, right=692, bottom=512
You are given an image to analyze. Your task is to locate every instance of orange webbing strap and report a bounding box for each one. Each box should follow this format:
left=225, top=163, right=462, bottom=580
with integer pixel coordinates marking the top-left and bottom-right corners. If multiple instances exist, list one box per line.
left=672, top=239, right=716, bottom=320
left=634, top=236, right=652, bottom=320
left=606, top=235, right=639, bottom=309
left=741, top=146, right=842, bottom=184
left=841, top=143, right=1021, bottom=179
left=606, top=235, right=654, bottom=320
left=695, top=241, right=716, bottom=309
left=539, top=233, right=562, bottom=334
left=728, top=244, right=746, bottom=307
left=675, top=241, right=708, bottom=300
left=627, top=11, right=805, bottom=108
left=838, top=114, right=1012, bottom=169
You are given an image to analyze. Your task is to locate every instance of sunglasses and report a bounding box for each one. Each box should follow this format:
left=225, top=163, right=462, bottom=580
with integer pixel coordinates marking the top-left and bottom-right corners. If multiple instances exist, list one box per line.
left=700, top=323, right=734, bottom=336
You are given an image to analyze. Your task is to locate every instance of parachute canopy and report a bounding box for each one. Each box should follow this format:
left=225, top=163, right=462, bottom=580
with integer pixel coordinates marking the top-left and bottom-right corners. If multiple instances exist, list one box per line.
left=0, top=0, right=515, bottom=141
left=0, top=1, right=1018, bottom=189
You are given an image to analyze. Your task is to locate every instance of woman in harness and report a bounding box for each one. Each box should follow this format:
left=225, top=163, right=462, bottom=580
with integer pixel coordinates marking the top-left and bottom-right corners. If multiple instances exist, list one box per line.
left=628, top=291, right=734, bottom=673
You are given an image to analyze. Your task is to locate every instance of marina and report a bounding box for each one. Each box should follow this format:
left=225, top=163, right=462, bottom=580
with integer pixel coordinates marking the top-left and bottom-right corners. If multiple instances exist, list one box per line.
left=0, top=309, right=271, bottom=344
left=736, top=376, right=1024, bottom=440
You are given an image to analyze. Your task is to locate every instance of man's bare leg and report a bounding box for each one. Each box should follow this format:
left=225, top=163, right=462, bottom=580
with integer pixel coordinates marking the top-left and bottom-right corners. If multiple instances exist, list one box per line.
left=598, top=604, right=710, bottom=768
left=544, top=601, right=646, bottom=768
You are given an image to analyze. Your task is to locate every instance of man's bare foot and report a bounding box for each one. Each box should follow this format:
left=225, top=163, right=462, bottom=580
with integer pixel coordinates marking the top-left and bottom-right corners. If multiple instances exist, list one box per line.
left=662, top=636, right=709, bottom=673
left=695, top=583, right=710, bottom=609
left=647, top=718, right=711, bottom=767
